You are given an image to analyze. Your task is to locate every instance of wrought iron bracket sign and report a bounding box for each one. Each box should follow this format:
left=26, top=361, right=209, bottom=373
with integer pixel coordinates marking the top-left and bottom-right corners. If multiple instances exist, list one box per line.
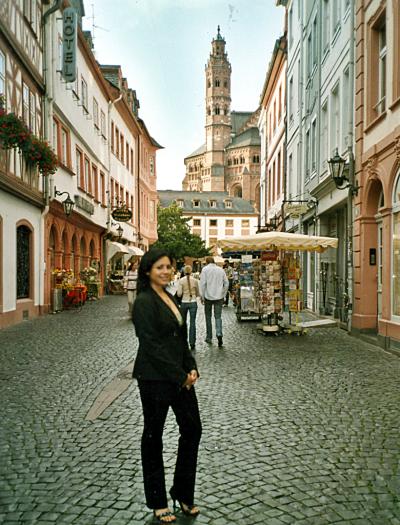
left=111, top=206, right=133, bottom=222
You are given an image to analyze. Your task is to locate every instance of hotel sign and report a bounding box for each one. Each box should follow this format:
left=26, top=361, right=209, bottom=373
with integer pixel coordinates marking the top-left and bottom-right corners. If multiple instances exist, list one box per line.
left=62, top=8, right=77, bottom=83
left=112, top=206, right=133, bottom=222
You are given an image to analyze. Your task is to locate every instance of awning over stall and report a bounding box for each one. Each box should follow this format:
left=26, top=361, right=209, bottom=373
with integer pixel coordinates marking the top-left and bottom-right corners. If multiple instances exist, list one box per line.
left=218, top=231, right=338, bottom=253
left=125, top=245, right=144, bottom=256
left=106, top=241, right=130, bottom=261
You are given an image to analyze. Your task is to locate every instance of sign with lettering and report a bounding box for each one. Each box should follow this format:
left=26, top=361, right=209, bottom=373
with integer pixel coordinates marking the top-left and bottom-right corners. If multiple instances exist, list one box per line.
left=284, top=203, right=308, bottom=218
left=74, top=195, right=94, bottom=215
left=112, top=206, right=133, bottom=222
left=62, top=8, right=77, bottom=83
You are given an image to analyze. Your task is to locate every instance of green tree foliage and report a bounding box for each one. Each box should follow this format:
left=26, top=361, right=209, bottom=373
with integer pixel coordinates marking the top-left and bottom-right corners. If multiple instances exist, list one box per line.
left=153, top=204, right=210, bottom=261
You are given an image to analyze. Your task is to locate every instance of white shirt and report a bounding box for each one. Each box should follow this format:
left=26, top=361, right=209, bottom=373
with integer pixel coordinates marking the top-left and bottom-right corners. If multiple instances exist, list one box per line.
left=200, top=263, right=229, bottom=301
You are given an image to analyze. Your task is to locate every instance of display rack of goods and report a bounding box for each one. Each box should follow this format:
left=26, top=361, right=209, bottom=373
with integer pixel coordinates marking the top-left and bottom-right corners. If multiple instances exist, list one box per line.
left=283, top=255, right=302, bottom=312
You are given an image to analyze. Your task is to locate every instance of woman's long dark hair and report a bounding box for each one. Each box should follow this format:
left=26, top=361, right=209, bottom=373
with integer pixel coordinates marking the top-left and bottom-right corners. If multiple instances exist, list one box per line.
left=137, top=247, right=172, bottom=294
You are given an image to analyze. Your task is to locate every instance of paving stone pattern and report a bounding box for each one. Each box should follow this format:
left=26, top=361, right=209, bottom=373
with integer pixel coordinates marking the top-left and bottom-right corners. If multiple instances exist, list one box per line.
left=1, top=296, right=400, bottom=525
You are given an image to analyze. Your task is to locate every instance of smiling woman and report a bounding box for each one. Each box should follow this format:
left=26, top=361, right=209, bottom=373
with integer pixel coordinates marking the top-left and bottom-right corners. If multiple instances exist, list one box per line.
left=131, top=246, right=202, bottom=523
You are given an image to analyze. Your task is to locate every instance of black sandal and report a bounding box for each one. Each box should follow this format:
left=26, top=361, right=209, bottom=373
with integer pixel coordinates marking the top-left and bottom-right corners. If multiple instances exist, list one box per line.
left=153, top=509, right=176, bottom=523
left=169, top=488, right=200, bottom=517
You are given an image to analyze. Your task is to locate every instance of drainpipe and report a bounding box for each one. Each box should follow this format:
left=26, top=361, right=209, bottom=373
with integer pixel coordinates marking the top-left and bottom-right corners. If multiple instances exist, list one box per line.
left=346, top=0, right=356, bottom=332
left=40, top=0, right=63, bottom=311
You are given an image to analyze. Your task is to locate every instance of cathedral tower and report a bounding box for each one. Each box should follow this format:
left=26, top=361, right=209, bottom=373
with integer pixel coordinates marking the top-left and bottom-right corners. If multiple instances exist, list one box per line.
left=203, top=26, right=232, bottom=191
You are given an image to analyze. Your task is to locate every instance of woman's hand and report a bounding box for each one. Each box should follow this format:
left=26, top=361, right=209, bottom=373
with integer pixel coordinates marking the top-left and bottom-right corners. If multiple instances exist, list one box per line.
left=183, top=370, right=198, bottom=390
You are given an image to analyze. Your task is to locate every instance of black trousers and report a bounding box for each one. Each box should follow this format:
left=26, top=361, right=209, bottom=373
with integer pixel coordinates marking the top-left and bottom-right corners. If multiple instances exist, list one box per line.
left=138, top=380, right=202, bottom=509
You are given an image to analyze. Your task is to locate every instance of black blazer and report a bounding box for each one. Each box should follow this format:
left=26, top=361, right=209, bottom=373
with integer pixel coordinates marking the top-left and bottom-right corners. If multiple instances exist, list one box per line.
left=132, top=287, right=198, bottom=385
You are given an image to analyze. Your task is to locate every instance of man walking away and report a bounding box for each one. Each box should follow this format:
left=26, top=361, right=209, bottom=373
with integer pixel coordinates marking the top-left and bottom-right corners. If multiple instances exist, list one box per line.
left=200, top=256, right=229, bottom=347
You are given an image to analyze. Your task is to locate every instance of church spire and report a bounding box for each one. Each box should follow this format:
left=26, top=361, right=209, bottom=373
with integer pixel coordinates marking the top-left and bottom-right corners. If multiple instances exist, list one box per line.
left=216, top=25, right=224, bottom=41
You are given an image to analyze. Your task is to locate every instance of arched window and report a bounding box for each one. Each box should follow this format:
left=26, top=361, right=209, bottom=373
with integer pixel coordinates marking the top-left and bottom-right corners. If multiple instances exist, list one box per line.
left=240, top=156, right=245, bottom=164
left=215, top=79, right=220, bottom=87
left=393, top=171, right=400, bottom=316
left=233, top=185, right=242, bottom=198
left=207, top=80, right=211, bottom=88
left=224, top=106, right=228, bottom=115
left=207, top=106, right=211, bottom=116
left=49, top=226, right=56, bottom=273
left=215, top=106, right=220, bottom=115
left=224, top=80, right=228, bottom=88
left=16, top=225, right=32, bottom=299
left=80, top=237, right=86, bottom=271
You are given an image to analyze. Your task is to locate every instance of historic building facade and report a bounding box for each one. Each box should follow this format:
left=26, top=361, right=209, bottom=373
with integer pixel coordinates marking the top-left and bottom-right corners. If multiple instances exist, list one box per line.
left=353, top=0, right=400, bottom=349
left=158, top=190, right=259, bottom=254
left=258, top=35, right=286, bottom=229
left=281, top=0, right=355, bottom=323
left=182, top=28, right=261, bottom=210
left=0, top=0, right=160, bottom=328
left=0, top=0, right=48, bottom=328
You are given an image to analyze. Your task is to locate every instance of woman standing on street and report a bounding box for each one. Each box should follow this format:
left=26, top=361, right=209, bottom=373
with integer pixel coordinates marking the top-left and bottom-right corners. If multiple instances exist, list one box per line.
left=132, top=248, right=202, bottom=523
left=123, top=261, right=138, bottom=314
left=177, top=265, right=200, bottom=350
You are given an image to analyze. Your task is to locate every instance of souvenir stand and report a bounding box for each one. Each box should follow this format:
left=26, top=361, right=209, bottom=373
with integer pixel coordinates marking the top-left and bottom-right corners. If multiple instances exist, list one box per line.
left=218, top=232, right=338, bottom=334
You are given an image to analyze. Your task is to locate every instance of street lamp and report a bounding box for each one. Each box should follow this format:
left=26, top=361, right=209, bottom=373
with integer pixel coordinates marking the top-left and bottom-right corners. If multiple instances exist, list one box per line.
left=54, top=187, right=74, bottom=217
left=257, top=214, right=279, bottom=233
left=111, top=221, right=123, bottom=241
left=328, top=148, right=359, bottom=195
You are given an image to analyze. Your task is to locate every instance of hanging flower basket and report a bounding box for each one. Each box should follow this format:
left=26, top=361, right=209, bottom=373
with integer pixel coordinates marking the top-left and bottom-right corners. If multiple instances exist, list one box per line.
left=0, top=94, right=58, bottom=176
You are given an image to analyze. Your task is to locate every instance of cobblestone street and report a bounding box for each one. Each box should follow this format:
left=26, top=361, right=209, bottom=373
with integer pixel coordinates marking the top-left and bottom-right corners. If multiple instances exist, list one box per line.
left=1, top=296, right=400, bottom=525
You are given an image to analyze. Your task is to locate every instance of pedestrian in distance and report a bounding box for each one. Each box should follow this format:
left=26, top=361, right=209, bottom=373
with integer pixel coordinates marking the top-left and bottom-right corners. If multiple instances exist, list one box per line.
left=123, top=261, right=138, bottom=314
left=223, top=260, right=233, bottom=306
left=132, top=247, right=202, bottom=523
left=177, top=265, right=200, bottom=351
left=200, top=255, right=229, bottom=347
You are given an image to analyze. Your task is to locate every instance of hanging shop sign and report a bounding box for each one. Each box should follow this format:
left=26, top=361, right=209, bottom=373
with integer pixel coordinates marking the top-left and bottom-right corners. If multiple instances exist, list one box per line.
left=284, top=203, right=309, bottom=218
left=62, top=7, right=77, bottom=83
left=111, top=206, right=133, bottom=222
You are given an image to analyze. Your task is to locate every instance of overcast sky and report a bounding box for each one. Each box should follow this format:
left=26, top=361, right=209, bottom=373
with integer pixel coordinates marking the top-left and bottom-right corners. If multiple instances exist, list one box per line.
left=82, top=0, right=285, bottom=190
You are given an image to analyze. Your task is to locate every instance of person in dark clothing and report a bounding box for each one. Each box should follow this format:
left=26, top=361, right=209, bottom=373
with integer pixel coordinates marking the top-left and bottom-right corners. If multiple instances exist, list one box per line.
left=132, top=247, right=202, bottom=523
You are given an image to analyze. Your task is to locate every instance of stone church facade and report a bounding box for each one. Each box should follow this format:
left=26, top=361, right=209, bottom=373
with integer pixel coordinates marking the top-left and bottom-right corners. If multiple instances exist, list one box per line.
left=182, top=27, right=261, bottom=211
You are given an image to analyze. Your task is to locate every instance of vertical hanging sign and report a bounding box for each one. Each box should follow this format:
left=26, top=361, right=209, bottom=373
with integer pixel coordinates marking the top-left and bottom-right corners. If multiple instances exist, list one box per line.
left=62, top=7, right=77, bottom=83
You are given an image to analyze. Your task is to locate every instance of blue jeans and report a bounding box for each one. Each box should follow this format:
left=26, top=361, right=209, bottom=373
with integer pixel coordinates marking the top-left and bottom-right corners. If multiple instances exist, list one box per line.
left=204, top=299, right=223, bottom=340
left=180, top=302, right=198, bottom=347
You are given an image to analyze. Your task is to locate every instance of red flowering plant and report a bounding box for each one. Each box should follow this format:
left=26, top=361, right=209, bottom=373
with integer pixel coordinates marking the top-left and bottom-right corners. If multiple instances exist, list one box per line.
left=0, top=93, right=58, bottom=176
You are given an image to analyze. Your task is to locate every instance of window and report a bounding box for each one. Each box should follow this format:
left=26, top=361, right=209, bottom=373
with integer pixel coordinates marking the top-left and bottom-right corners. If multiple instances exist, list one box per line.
left=321, top=101, right=328, bottom=169
left=277, top=151, right=281, bottom=196
left=311, top=119, right=317, bottom=173
left=100, top=172, right=105, bottom=205
left=0, top=50, right=5, bottom=103
left=289, top=76, right=294, bottom=121
left=22, top=83, right=30, bottom=127
left=52, top=119, right=58, bottom=153
left=225, top=200, right=232, bottom=208
left=331, top=84, right=340, bottom=152
left=16, top=225, right=31, bottom=299
left=120, top=134, right=124, bottom=164
left=322, top=0, right=330, bottom=52
left=377, top=18, right=387, bottom=114
left=100, top=110, right=106, bottom=137
left=215, top=106, right=220, bottom=115
left=61, top=127, right=69, bottom=166
left=392, top=173, right=400, bottom=316
left=126, top=142, right=129, bottom=169
left=312, top=17, right=317, bottom=68
left=150, top=157, right=154, bottom=175
left=76, top=148, right=83, bottom=187
left=29, top=91, right=36, bottom=133
left=332, top=2, right=340, bottom=35
left=288, top=6, right=293, bottom=47
left=193, top=200, right=200, bottom=207
left=92, top=165, right=98, bottom=201
left=81, top=77, right=88, bottom=111
left=193, top=219, right=201, bottom=226
left=253, top=155, right=260, bottom=163
left=305, top=129, right=310, bottom=178
left=115, top=128, right=119, bottom=157
left=342, top=69, right=350, bottom=149
left=111, top=122, right=114, bottom=151
left=241, top=219, right=250, bottom=228
left=93, top=98, right=99, bottom=128
left=177, top=199, right=184, bottom=208
left=84, top=157, right=91, bottom=194
left=150, top=200, right=155, bottom=221
left=307, top=33, right=312, bottom=76
left=225, top=219, right=234, bottom=227
left=130, top=148, right=134, bottom=174
left=57, top=34, right=63, bottom=71
left=215, top=79, right=220, bottom=87
left=209, top=219, right=217, bottom=227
